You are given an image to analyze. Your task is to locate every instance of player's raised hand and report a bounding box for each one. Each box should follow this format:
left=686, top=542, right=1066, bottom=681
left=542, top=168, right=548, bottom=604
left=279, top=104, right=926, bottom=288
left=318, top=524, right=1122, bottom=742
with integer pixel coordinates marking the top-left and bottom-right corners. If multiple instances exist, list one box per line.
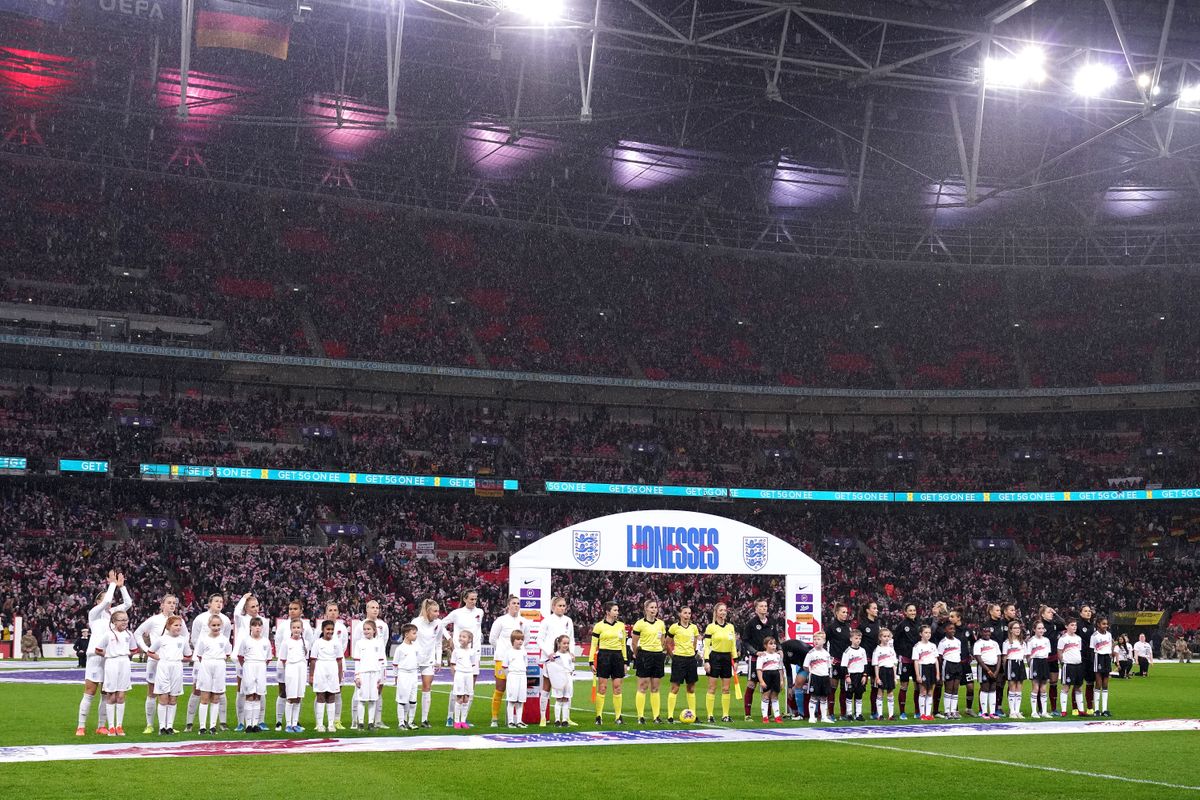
left=107, top=570, right=117, bottom=584
left=115, top=572, right=125, bottom=588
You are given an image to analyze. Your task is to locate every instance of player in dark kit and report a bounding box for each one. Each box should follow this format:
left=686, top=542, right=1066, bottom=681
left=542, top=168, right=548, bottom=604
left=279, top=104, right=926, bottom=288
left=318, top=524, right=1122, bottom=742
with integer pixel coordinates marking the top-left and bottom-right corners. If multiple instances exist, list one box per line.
left=982, top=604, right=1006, bottom=714
left=948, top=608, right=976, bottom=716
left=1077, top=604, right=1097, bottom=711
left=1038, top=605, right=1063, bottom=713
left=858, top=600, right=882, bottom=718
left=740, top=599, right=778, bottom=721
left=926, top=601, right=950, bottom=717
left=894, top=603, right=921, bottom=719
left=825, top=604, right=852, bottom=719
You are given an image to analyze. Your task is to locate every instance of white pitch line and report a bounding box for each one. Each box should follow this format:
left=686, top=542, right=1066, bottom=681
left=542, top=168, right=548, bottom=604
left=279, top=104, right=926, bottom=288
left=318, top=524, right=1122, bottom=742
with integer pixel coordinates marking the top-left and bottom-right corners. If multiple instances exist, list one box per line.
left=831, top=739, right=1200, bottom=792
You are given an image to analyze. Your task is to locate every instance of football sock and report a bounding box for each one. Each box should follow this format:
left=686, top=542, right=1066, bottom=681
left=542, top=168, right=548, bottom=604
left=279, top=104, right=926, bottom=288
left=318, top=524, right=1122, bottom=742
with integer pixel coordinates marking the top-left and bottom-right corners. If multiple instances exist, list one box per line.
left=635, top=691, right=645, bottom=718
left=705, top=691, right=715, bottom=718
left=687, top=691, right=697, bottom=714
left=491, top=690, right=503, bottom=721
left=422, top=691, right=433, bottom=722
left=667, top=692, right=678, bottom=718
left=77, top=693, right=94, bottom=728
left=650, top=692, right=661, bottom=719
left=145, top=695, right=156, bottom=726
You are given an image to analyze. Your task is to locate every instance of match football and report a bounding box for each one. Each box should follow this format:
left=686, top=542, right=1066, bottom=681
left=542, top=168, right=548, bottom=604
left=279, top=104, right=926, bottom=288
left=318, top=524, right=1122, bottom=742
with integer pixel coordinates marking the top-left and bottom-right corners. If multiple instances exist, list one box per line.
left=1, top=0, right=1199, bottom=796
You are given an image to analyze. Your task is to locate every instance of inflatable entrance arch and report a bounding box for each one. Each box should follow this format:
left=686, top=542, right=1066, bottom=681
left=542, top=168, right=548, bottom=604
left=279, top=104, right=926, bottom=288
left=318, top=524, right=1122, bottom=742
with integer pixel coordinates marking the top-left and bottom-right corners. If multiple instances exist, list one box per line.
left=507, top=510, right=823, bottom=654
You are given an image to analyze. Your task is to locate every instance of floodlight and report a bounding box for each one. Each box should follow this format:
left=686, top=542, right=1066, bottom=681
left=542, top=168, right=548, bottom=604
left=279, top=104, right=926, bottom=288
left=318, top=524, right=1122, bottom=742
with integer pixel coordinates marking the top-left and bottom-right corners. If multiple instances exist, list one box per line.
left=1137, top=73, right=1151, bottom=88
left=983, top=46, right=1045, bottom=88
left=504, top=0, right=562, bottom=22
left=1073, top=63, right=1117, bottom=97
left=1179, top=85, right=1200, bottom=107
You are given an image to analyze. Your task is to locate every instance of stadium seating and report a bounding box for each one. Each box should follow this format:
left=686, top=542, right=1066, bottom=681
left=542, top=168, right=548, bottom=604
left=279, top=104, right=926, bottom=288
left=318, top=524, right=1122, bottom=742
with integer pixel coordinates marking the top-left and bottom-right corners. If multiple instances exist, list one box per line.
left=2, top=388, right=1199, bottom=491
left=3, top=479, right=1198, bottom=647
left=3, top=163, right=1196, bottom=391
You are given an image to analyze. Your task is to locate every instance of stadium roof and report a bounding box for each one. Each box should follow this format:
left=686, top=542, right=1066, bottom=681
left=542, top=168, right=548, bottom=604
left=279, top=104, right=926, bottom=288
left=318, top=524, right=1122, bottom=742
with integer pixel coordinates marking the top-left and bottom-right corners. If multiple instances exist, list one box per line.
left=4, top=0, right=1200, bottom=251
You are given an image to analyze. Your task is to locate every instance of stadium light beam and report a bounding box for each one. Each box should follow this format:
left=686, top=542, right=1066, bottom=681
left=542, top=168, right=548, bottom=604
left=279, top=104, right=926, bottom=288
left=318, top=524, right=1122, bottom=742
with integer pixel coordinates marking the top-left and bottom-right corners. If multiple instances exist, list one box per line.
left=504, top=0, right=563, bottom=23
left=1073, top=63, right=1118, bottom=98
left=983, top=46, right=1045, bottom=88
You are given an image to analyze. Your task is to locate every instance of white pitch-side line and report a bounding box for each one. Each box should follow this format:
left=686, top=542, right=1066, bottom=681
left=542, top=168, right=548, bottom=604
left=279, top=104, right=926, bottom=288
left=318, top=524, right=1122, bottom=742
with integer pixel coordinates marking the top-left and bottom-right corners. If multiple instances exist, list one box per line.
left=831, top=739, right=1200, bottom=792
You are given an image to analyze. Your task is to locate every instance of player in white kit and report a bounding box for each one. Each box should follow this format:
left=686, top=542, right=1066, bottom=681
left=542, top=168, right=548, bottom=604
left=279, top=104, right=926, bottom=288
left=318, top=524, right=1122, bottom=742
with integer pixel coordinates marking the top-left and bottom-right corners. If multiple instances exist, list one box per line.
left=134, top=592, right=178, bottom=733
left=316, top=602, right=349, bottom=730
left=393, top=623, right=422, bottom=729
left=351, top=600, right=390, bottom=729
left=309, top=619, right=345, bottom=733
left=232, top=592, right=269, bottom=731
left=274, top=600, right=314, bottom=730
left=95, top=609, right=139, bottom=736
left=538, top=596, right=575, bottom=726
left=411, top=599, right=443, bottom=728
left=442, top=589, right=484, bottom=726
left=146, top=615, right=191, bottom=734
left=488, top=595, right=528, bottom=727
left=353, top=618, right=388, bottom=731
left=77, top=571, right=132, bottom=736
left=186, top=594, right=231, bottom=731
left=450, top=630, right=479, bottom=729
left=237, top=617, right=273, bottom=732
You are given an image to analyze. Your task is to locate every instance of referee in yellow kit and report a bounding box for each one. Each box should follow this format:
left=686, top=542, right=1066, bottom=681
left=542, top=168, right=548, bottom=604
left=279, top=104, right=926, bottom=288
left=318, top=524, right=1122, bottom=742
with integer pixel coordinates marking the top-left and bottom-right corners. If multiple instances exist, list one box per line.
left=631, top=599, right=667, bottom=724
left=592, top=602, right=628, bottom=725
left=704, top=602, right=739, bottom=722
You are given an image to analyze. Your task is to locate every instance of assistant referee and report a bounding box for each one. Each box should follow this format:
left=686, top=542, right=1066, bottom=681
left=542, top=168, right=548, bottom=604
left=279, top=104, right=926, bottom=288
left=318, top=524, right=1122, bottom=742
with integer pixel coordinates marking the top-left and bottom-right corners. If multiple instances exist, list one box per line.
left=592, top=602, right=628, bottom=725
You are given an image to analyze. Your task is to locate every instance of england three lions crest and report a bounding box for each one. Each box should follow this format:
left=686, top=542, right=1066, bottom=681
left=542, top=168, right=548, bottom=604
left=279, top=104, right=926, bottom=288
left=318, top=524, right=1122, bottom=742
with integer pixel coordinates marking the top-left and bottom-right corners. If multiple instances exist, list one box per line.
left=743, top=536, right=768, bottom=571
left=572, top=529, right=601, bottom=567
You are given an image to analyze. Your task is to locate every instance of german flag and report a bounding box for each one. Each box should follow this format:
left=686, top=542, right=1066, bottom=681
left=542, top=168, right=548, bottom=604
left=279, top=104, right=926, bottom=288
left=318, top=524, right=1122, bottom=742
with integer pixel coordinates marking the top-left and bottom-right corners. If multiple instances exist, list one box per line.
left=195, top=0, right=292, bottom=60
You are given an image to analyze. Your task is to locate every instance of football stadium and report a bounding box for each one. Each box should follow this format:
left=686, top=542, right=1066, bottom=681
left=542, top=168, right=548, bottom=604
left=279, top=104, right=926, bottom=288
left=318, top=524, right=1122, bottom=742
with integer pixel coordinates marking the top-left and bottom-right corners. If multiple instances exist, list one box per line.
left=1, top=0, right=1199, bottom=796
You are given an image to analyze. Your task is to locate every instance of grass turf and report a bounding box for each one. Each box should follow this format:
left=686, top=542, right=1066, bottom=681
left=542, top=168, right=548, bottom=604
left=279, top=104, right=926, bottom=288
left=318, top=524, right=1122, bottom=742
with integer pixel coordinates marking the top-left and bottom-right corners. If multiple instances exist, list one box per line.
left=1, top=663, right=1197, bottom=798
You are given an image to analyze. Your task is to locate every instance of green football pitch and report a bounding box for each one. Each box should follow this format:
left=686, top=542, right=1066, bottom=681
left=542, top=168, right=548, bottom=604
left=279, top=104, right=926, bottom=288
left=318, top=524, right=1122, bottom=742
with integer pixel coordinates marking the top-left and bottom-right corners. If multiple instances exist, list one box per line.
left=1, top=664, right=1197, bottom=799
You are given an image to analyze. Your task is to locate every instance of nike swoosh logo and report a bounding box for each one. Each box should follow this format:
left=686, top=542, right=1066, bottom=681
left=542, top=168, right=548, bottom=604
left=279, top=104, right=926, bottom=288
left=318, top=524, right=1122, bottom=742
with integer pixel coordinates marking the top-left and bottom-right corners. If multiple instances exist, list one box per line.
left=523, top=579, right=535, bottom=585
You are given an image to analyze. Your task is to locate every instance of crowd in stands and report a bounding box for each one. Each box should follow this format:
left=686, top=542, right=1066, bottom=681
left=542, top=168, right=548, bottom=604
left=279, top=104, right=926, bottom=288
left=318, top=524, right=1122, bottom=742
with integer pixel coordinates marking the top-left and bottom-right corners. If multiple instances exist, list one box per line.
left=3, top=476, right=1199, bottom=647
left=2, top=162, right=1194, bottom=391
left=3, top=386, right=1200, bottom=492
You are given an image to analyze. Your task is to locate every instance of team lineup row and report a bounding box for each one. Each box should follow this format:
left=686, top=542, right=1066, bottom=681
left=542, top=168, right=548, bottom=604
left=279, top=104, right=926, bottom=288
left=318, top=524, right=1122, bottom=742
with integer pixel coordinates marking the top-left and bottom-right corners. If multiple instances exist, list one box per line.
left=75, top=574, right=1142, bottom=736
